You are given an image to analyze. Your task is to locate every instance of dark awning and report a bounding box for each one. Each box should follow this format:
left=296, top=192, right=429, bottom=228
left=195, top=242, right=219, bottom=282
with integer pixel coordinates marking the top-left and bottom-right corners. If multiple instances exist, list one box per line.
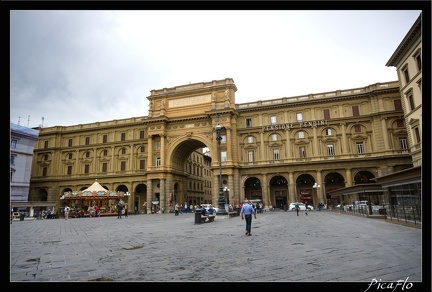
left=327, top=183, right=384, bottom=196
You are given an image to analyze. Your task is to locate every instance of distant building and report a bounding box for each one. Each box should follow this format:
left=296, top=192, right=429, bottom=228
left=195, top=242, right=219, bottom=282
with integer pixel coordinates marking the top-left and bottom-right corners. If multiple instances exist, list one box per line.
left=10, top=123, right=39, bottom=207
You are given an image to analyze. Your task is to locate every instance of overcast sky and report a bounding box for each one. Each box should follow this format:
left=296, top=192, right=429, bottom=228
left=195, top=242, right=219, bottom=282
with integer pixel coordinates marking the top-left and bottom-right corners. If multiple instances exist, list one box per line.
left=10, top=10, right=421, bottom=128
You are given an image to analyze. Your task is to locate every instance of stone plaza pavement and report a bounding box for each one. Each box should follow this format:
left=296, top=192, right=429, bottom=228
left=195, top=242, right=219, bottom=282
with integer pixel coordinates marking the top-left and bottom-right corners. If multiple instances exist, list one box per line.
left=9, top=209, right=427, bottom=289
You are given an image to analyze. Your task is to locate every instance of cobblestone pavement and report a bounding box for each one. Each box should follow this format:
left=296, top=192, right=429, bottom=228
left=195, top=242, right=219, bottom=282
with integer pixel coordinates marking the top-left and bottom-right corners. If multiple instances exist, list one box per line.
left=10, top=210, right=427, bottom=290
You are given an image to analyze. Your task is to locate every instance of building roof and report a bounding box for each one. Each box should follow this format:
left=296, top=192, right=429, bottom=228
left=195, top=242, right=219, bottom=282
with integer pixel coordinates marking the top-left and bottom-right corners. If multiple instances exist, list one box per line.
left=10, top=122, right=39, bottom=138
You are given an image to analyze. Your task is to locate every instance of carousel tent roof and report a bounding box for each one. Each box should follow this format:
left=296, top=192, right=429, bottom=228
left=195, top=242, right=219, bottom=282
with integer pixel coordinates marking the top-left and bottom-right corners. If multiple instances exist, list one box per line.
left=82, top=180, right=109, bottom=193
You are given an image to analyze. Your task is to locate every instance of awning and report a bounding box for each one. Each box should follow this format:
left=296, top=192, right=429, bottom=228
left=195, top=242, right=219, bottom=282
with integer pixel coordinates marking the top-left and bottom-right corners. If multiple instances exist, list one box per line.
left=301, top=196, right=312, bottom=200
left=327, top=183, right=383, bottom=196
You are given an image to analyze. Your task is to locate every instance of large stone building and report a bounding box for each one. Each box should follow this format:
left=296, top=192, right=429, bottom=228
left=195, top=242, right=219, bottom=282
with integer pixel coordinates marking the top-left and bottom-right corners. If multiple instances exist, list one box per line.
left=329, top=13, right=423, bottom=224
left=28, top=77, right=414, bottom=215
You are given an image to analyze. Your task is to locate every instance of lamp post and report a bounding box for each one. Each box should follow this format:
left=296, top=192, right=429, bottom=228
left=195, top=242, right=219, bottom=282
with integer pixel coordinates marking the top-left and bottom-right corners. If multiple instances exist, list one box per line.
left=215, top=122, right=228, bottom=215
left=124, top=192, right=130, bottom=216
left=224, top=187, right=230, bottom=212
left=313, top=183, right=320, bottom=209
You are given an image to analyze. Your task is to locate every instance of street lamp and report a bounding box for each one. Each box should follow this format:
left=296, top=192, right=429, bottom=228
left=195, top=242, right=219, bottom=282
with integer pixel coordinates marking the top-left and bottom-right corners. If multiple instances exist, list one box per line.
left=313, top=183, right=320, bottom=209
left=224, top=187, right=230, bottom=211
left=124, top=192, right=130, bottom=216
left=215, top=121, right=228, bottom=215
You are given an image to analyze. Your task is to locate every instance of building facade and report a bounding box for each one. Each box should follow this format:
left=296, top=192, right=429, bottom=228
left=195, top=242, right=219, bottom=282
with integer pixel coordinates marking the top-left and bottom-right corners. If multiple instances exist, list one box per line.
left=386, top=13, right=422, bottom=167
left=28, top=77, right=414, bottom=215
left=10, top=123, right=39, bottom=212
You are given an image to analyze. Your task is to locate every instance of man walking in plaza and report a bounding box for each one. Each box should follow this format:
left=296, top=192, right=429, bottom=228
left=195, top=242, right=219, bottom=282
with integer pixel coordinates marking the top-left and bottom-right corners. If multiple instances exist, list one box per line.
left=240, top=200, right=257, bottom=236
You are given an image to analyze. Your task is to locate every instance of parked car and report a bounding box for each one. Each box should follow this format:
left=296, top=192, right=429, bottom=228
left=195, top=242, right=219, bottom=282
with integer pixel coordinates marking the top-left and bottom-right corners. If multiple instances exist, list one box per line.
left=289, top=203, right=314, bottom=211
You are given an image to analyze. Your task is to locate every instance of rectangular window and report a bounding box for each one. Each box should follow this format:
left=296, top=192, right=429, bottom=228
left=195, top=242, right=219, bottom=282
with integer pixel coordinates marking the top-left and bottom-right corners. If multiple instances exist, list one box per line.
left=140, top=130, right=145, bottom=139
left=221, top=151, right=227, bottom=162
left=122, top=148, right=126, bottom=155
left=248, top=151, right=254, bottom=162
left=141, top=146, right=145, bottom=152
left=11, top=139, right=17, bottom=148
left=121, top=132, right=126, bottom=141
left=86, top=152, right=90, bottom=158
left=327, top=144, right=335, bottom=157
left=270, top=115, right=277, bottom=125
left=400, top=138, right=408, bottom=150
left=296, top=113, right=303, bottom=122
left=246, top=118, right=252, bottom=128
left=44, top=155, right=48, bottom=161
left=68, top=139, right=73, bottom=147
left=394, top=99, right=402, bottom=111
left=403, top=67, right=410, bottom=83
left=221, top=135, right=227, bottom=144
left=155, top=141, right=161, bottom=150
left=414, top=127, right=421, bottom=143
left=67, top=165, right=72, bottom=175
left=415, top=53, right=421, bottom=71
left=85, top=137, right=90, bottom=145
left=44, top=141, right=49, bottom=148
left=408, top=94, right=415, bottom=111
left=10, top=155, right=15, bottom=165
left=68, top=153, right=73, bottom=159
left=42, top=167, right=48, bottom=176
left=103, top=135, right=108, bottom=143
left=247, top=136, right=253, bottom=143
left=323, top=109, right=330, bottom=119
left=325, top=128, right=332, bottom=136
left=273, top=148, right=280, bottom=160
left=272, top=134, right=278, bottom=141
left=396, top=119, right=404, bottom=128
left=84, top=164, right=89, bottom=174
left=140, top=160, right=145, bottom=170
left=156, top=157, right=161, bottom=166
left=121, top=161, right=126, bottom=171
left=356, top=142, right=365, bottom=154
left=103, top=150, right=108, bottom=156
left=352, top=106, right=359, bottom=117
left=299, top=146, right=306, bottom=158
left=102, top=163, right=107, bottom=172
left=298, top=131, right=304, bottom=139
left=354, top=125, right=361, bottom=133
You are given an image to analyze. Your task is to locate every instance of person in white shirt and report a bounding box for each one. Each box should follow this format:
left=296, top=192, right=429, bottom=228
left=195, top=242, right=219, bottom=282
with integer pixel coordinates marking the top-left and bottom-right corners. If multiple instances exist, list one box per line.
left=64, top=205, right=70, bottom=220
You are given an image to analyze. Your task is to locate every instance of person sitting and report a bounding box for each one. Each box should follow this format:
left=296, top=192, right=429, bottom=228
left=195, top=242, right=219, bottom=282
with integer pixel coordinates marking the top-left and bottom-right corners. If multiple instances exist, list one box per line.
left=207, top=205, right=215, bottom=215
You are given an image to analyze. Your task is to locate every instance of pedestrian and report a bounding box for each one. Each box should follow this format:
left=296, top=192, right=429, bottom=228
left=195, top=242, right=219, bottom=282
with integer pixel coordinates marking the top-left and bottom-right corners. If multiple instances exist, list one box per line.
left=124, top=204, right=128, bottom=217
left=64, top=205, right=70, bottom=220
left=240, top=200, right=257, bottom=236
left=295, top=202, right=300, bottom=216
left=117, top=201, right=123, bottom=219
left=174, top=203, right=180, bottom=216
left=305, top=203, right=308, bottom=216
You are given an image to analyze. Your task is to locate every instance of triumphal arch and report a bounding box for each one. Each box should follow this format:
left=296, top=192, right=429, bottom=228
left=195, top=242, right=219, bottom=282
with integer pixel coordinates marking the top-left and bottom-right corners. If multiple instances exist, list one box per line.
left=144, top=78, right=241, bottom=211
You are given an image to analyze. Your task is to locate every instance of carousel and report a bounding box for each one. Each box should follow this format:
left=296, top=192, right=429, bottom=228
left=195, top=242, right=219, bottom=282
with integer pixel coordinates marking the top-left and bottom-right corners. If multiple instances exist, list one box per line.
left=60, top=180, right=126, bottom=217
